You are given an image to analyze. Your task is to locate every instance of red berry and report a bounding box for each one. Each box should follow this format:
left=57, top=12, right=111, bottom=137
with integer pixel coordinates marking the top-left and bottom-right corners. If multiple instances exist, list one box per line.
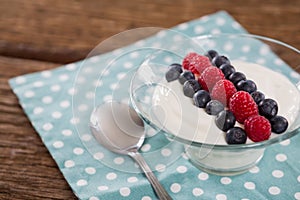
left=182, top=52, right=198, bottom=70
left=211, top=79, right=237, bottom=106
left=229, top=91, right=259, bottom=124
left=189, top=55, right=212, bottom=75
left=199, top=66, right=225, bottom=91
left=244, top=115, right=271, bottom=142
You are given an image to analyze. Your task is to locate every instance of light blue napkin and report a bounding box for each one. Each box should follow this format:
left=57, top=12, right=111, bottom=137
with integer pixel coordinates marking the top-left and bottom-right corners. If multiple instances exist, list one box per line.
left=9, top=11, right=300, bottom=200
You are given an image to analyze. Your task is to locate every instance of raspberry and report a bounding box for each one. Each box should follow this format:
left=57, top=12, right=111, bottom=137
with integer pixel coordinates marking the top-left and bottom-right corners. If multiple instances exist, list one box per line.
left=182, top=52, right=198, bottom=70
left=189, top=55, right=212, bottom=75
left=211, top=79, right=237, bottom=106
left=229, top=91, right=259, bottom=123
left=199, top=66, right=225, bottom=91
left=244, top=115, right=271, bottom=142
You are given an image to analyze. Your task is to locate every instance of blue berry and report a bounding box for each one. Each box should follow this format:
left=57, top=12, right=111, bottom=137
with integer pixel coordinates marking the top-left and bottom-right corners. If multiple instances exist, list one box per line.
left=215, top=110, right=236, bottom=131
left=258, top=98, right=278, bottom=119
left=183, top=79, right=201, bottom=98
left=236, top=79, right=257, bottom=93
left=251, top=91, right=265, bottom=104
left=228, top=72, right=246, bottom=85
left=205, top=100, right=224, bottom=115
left=219, top=64, right=236, bottom=79
left=205, top=50, right=219, bottom=61
left=225, top=127, right=247, bottom=144
left=269, top=115, right=288, bottom=134
left=193, top=90, right=211, bottom=108
left=212, top=55, right=230, bottom=67
left=178, top=71, right=195, bottom=84
left=165, top=63, right=183, bottom=82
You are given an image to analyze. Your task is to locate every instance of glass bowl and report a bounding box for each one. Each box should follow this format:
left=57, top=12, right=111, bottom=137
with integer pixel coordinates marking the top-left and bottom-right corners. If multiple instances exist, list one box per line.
left=130, top=33, right=300, bottom=176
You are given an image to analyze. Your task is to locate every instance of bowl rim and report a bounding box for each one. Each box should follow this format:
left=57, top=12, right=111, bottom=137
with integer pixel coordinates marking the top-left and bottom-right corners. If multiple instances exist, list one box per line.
left=129, top=33, right=300, bottom=150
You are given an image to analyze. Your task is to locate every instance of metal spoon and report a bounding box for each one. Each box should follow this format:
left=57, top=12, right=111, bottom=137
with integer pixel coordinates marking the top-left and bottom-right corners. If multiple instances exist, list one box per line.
left=89, top=101, right=172, bottom=200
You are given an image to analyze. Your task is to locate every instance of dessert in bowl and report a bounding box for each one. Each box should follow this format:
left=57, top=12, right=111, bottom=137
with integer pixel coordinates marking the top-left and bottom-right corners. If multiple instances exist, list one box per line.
left=130, top=34, right=300, bottom=175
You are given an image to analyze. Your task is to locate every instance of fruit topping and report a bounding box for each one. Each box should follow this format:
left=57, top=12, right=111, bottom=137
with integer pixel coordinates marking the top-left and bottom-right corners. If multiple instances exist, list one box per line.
left=199, top=66, right=225, bottom=91
left=219, top=64, right=236, bottom=79
left=189, top=55, right=212, bottom=75
left=165, top=63, right=183, bottom=82
left=212, top=55, right=230, bottom=67
left=225, top=127, right=247, bottom=144
left=183, top=79, right=201, bottom=98
left=178, top=71, right=195, bottom=84
left=205, top=100, right=224, bottom=115
left=258, top=98, right=278, bottom=119
left=228, top=72, right=246, bottom=85
left=182, top=52, right=198, bottom=70
left=211, top=79, right=237, bottom=106
left=205, top=50, right=219, bottom=61
left=244, top=115, right=271, bottom=142
left=251, top=91, right=265, bottom=105
left=229, top=91, right=259, bottom=124
left=193, top=90, right=211, bottom=108
left=236, top=79, right=257, bottom=93
left=215, top=110, right=236, bottom=131
left=269, top=115, right=289, bottom=134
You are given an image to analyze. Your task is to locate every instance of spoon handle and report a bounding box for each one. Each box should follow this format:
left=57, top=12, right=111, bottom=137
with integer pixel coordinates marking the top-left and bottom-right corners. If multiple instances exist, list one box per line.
left=128, top=151, right=173, bottom=200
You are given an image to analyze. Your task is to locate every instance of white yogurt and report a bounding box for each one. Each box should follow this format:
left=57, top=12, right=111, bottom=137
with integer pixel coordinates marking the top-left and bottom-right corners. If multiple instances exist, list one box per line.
left=152, top=60, right=300, bottom=145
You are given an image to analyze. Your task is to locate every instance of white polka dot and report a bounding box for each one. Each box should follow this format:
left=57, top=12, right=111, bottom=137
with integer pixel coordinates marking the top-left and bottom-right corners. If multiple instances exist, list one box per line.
left=224, top=42, right=233, bottom=51
left=194, top=25, right=204, bottom=34
left=157, top=31, right=167, bottom=38
left=161, top=148, right=172, bottom=157
left=178, top=23, right=188, bottom=30
left=76, top=179, right=87, bottom=186
left=33, top=81, right=44, bottom=87
left=220, top=177, right=232, bottom=185
left=81, top=134, right=92, bottom=141
left=176, top=166, right=187, bottom=173
left=182, top=153, right=188, bottom=160
left=120, top=187, right=131, bottom=197
left=272, top=170, right=284, bottom=178
left=15, top=77, right=26, bottom=84
left=170, top=183, right=181, bottom=193
left=173, top=35, right=183, bottom=42
left=93, top=152, right=104, bottom=160
left=298, top=175, right=300, bottom=183
left=51, top=84, right=61, bottom=92
left=53, top=141, right=64, bottom=148
left=146, top=128, right=157, bottom=137
left=141, top=144, right=151, bottom=152
left=68, top=88, right=76, bottom=95
left=52, top=111, right=62, bottom=119
left=244, top=182, right=255, bottom=190
left=43, top=123, right=53, bottom=131
left=70, top=117, right=80, bottom=125
left=114, top=157, right=124, bottom=165
left=73, top=147, right=84, bottom=155
left=106, top=172, right=117, bottom=180
left=256, top=58, right=266, bottom=64
left=66, top=63, right=77, bottom=70
left=33, top=107, right=43, bottom=115
left=155, top=164, right=166, bottom=172
left=42, top=96, right=53, bottom=104
left=259, top=45, right=269, bottom=55
left=83, top=67, right=93, bottom=74
left=275, top=58, right=284, bottom=65
left=78, top=104, right=88, bottom=112
left=291, top=71, right=300, bottom=79
left=89, top=196, right=99, bottom=200
left=59, top=74, right=69, bottom=81
left=232, top=21, right=242, bottom=29
left=117, top=72, right=127, bottom=80
left=127, top=176, right=138, bottom=183
left=64, top=160, right=75, bottom=168
left=85, top=167, right=96, bottom=174
left=24, top=90, right=35, bottom=98
left=242, top=45, right=250, bottom=53
left=62, top=129, right=73, bottom=136
left=130, top=52, right=140, bottom=58
left=268, top=186, right=281, bottom=195
left=216, top=17, right=226, bottom=26
left=295, top=192, right=300, bottom=199
left=141, top=196, right=152, bottom=200
left=103, top=95, right=112, bottom=102
left=41, top=71, right=52, bottom=78
left=97, top=185, right=109, bottom=191
left=152, top=42, right=161, bottom=48
left=60, top=100, right=70, bottom=108
left=124, top=62, right=133, bottom=69
left=85, top=92, right=95, bottom=99
left=135, top=40, right=145, bottom=47
left=192, top=188, right=204, bottom=196
left=110, top=83, right=119, bottom=90
left=249, top=166, right=260, bottom=173
left=276, top=153, right=287, bottom=162
left=216, top=194, right=227, bottom=200
left=211, top=28, right=221, bottom=34
left=76, top=76, right=86, bottom=84
left=280, top=139, right=290, bottom=146
left=198, top=172, right=209, bottom=180
left=164, top=56, right=173, bottom=63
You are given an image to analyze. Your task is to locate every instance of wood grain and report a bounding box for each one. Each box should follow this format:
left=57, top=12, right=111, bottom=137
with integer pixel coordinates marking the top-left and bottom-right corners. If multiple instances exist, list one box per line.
left=0, top=0, right=299, bottom=199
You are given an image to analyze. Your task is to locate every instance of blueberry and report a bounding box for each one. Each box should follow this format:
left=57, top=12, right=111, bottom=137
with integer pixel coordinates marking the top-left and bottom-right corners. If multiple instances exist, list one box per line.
left=236, top=79, right=257, bottom=93
left=205, top=100, right=224, bottom=115
left=183, top=79, right=201, bottom=98
left=251, top=91, right=265, bottom=104
left=219, top=64, right=236, bottom=79
left=228, top=72, right=246, bottom=85
left=225, top=127, right=247, bottom=144
left=215, top=110, right=236, bottom=131
left=258, top=98, right=278, bottom=119
left=165, top=63, right=183, bottom=82
left=178, top=71, right=195, bottom=84
left=269, top=115, right=288, bottom=134
left=193, top=90, right=211, bottom=108
left=205, top=50, right=219, bottom=61
left=212, top=55, right=230, bottom=67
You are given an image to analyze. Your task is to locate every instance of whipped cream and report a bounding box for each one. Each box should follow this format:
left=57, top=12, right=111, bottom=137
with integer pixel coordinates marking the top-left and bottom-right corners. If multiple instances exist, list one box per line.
left=152, top=60, right=300, bottom=145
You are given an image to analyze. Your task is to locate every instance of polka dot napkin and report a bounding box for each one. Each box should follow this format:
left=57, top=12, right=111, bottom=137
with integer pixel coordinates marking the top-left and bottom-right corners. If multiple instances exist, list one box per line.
left=9, top=11, right=300, bottom=200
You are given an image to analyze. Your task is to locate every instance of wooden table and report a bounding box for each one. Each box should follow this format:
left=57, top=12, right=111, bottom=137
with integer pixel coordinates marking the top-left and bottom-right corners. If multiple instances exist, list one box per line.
left=0, top=1, right=299, bottom=199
